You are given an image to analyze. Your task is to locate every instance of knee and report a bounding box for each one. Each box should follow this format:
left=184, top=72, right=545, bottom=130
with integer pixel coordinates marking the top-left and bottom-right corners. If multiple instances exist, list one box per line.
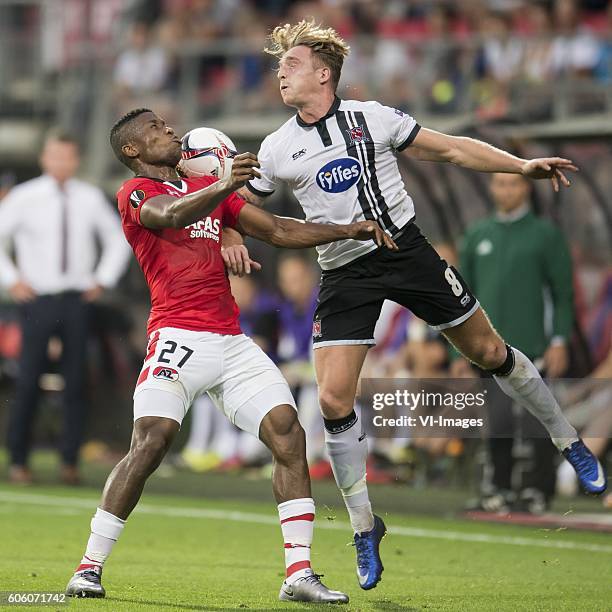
left=466, top=335, right=507, bottom=370
left=129, top=429, right=171, bottom=471
left=318, top=388, right=353, bottom=420
left=270, top=417, right=306, bottom=465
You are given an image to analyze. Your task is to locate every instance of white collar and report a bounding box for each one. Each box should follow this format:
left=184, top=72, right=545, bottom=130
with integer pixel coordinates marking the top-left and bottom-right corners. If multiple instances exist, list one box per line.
left=496, top=202, right=530, bottom=223
left=42, top=174, right=75, bottom=192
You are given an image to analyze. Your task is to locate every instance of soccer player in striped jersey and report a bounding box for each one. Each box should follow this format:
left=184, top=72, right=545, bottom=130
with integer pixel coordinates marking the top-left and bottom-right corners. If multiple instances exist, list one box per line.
left=237, top=19, right=607, bottom=591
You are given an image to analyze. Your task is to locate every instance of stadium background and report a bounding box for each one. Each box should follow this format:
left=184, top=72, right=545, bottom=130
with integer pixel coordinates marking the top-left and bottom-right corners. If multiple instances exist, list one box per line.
left=0, top=1, right=611, bottom=609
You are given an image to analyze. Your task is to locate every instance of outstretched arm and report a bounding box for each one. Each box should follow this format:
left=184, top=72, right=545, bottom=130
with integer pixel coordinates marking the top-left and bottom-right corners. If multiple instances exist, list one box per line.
left=405, top=128, right=578, bottom=192
left=235, top=204, right=398, bottom=250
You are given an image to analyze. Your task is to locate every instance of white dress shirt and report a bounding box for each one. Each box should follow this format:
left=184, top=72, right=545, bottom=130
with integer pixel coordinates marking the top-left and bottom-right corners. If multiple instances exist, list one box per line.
left=0, top=174, right=131, bottom=294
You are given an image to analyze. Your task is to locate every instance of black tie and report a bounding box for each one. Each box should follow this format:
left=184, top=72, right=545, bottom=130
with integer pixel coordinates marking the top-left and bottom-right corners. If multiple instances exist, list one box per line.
left=59, top=185, right=68, bottom=274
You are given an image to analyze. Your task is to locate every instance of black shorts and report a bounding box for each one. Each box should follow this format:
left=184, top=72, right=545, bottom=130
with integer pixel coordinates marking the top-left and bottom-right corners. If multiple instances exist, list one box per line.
left=312, top=222, right=478, bottom=348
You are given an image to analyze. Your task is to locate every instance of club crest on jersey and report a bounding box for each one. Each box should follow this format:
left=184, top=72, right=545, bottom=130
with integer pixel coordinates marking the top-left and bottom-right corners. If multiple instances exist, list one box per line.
left=129, top=189, right=146, bottom=208
left=316, top=158, right=362, bottom=193
left=313, top=319, right=322, bottom=338
left=152, top=366, right=179, bottom=381
left=346, top=125, right=368, bottom=144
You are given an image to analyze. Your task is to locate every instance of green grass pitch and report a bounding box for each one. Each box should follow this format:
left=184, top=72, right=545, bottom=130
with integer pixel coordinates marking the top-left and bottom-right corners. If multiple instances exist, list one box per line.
left=1, top=482, right=611, bottom=611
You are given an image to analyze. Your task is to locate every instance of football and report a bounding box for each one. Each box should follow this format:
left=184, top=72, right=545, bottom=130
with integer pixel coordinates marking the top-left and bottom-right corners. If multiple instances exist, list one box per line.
left=179, top=127, right=237, bottom=179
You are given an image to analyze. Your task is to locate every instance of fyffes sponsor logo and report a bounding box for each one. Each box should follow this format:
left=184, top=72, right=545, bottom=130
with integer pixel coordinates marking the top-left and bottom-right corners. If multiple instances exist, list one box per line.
left=316, top=158, right=362, bottom=193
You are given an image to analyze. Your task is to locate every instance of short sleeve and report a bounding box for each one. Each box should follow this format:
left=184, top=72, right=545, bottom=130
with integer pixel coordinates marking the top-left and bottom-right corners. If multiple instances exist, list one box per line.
left=246, top=136, right=277, bottom=197
left=116, top=179, right=166, bottom=226
left=375, top=102, right=420, bottom=151
left=221, top=192, right=247, bottom=228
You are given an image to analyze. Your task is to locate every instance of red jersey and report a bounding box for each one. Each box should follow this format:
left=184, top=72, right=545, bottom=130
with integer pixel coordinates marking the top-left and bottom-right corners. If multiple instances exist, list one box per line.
left=117, top=176, right=246, bottom=336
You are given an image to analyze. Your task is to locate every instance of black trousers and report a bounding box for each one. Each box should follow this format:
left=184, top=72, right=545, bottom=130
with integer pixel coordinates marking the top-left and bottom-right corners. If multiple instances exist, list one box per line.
left=7, top=293, right=90, bottom=466
left=485, top=370, right=557, bottom=501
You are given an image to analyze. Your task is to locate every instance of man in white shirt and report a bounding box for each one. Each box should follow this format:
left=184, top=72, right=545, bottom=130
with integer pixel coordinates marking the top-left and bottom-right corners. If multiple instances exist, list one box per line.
left=237, top=19, right=607, bottom=591
left=0, top=131, right=131, bottom=485
left=113, top=22, right=169, bottom=96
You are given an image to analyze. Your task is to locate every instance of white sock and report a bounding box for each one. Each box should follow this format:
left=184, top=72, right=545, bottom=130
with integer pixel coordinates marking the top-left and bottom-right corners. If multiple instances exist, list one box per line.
left=342, top=475, right=374, bottom=534
left=493, top=346, right=578, bottom=450
left=324, top=409, right=375, bottom=534
left=278, top=498, right=314, bottom=585
left=77, top=507, right=125, bottom=570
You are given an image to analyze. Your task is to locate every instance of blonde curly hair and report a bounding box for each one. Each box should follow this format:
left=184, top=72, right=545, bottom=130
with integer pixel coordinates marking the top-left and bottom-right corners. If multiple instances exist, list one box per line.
left=264, top=19, right=350, bottom=90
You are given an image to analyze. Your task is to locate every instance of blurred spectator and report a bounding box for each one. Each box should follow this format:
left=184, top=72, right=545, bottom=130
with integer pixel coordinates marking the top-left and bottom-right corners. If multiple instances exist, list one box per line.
left=594, top=0, right=612, bottom=81
left=0, top=130, right=131, bottom=485
left=114, top=22, right=169, bottom=95
left=276, top=254, right=317, bottom=371
left=585, top=269, right=612, bottom=365
left=551, top=0, right=601, bottom=76
left=365, top=301, right=413, bottom=378
left=522, top=2, right=556, bottom=83
left=480, top=11, right=524, bottom=83
left=422, top=5, right=467, bottom=114
left=113, top=21, right=171, bottom=117
left=456, top=172, right=574, bottom=513
left=474, top=11, right=524, bottom=118
left=275, top=254, right=324, bottom=466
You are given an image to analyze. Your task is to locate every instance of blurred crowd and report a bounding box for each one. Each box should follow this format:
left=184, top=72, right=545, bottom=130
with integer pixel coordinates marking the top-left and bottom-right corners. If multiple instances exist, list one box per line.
left=2, top=0, right=611, bottom=122
left=107, top=0, right=612, bottom=120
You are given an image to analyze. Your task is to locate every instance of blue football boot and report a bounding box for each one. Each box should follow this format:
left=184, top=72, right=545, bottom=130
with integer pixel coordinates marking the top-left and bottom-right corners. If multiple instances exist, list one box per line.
left=354, top=514, right=386, bottom=590
left=562, top=439, right=607, bottom=495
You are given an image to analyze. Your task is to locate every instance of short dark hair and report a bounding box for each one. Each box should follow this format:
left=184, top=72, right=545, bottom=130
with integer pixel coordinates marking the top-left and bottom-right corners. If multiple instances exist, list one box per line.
left=109, top=108, right=152, bottom=169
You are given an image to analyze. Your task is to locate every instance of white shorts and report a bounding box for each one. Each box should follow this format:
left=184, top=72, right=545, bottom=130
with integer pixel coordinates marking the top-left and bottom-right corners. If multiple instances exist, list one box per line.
left=133, top=327, right=296, bottom=438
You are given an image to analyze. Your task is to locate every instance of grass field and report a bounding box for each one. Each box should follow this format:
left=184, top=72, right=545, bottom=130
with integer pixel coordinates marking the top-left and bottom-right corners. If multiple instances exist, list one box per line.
left=1, top=474, right=611, bottom=612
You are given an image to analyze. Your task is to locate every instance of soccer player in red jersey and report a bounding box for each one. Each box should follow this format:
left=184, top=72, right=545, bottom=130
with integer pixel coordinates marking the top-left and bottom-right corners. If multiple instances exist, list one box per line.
left=65, top=108, right=397, bottom=604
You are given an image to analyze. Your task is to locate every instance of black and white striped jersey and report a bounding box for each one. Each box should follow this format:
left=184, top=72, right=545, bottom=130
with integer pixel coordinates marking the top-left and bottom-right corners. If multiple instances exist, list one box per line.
left=247, top=96, right=420, bottom=270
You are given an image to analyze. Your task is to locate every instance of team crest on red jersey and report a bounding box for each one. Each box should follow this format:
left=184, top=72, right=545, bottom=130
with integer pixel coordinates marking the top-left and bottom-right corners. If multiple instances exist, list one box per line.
left=130, top=189, right=146, bottom=208
left=346, top=125, right=368, bottom=144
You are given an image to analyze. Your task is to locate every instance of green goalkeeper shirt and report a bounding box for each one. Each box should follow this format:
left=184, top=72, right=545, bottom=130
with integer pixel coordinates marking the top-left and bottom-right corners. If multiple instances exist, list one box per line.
left=459, top=207, right=573, bottom=359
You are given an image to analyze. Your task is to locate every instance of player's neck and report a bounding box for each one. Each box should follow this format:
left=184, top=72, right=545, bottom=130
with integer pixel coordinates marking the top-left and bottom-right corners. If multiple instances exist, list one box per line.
left=134, top=165, right=180, bottom=181
left=296, top=92, right=336, bottom=124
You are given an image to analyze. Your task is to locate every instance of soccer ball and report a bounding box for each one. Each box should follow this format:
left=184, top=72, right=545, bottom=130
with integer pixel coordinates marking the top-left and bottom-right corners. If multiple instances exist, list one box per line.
left=179, top=127, right=237, bottom=180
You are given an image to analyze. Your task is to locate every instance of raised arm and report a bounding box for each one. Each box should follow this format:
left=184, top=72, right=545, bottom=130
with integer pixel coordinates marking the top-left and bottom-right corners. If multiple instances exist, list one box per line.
left=404, top=128, right=578, bottom=192
left=235, top=204, right=398, bottom=250
left=140, top=153, right=260, bottom=229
